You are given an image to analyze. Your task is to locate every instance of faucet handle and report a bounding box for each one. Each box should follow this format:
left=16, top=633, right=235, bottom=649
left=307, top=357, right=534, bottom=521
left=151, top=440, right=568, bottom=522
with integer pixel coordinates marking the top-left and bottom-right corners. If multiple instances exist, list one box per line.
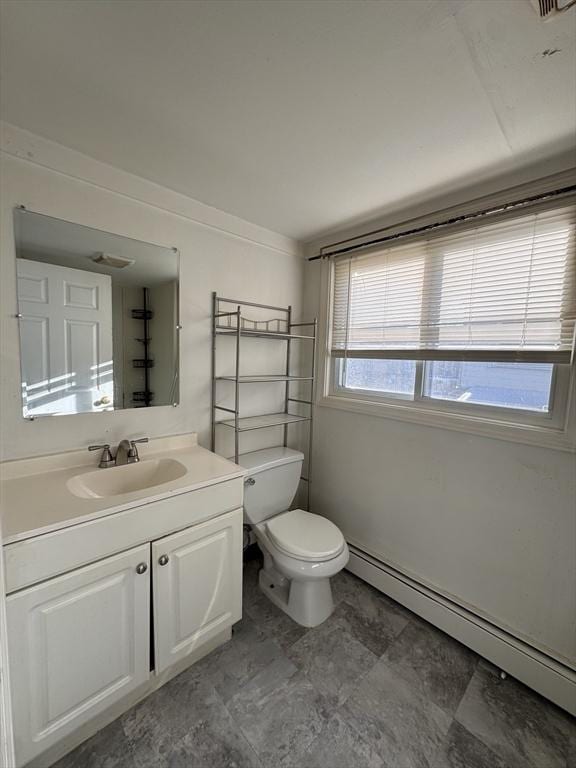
left=88, top=444, right=115, bottom=468
left=127, top=437, right=148, bottom=463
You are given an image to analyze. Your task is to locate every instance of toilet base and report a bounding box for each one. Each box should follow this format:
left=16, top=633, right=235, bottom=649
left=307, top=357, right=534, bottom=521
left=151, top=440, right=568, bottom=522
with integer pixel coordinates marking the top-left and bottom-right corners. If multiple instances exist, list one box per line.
left=258, top=566, right=334, bottom=628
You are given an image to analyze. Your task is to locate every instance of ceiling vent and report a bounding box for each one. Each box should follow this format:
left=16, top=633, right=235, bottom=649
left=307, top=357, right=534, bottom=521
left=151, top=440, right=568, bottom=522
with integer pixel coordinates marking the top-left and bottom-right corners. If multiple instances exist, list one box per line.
left=91, top=253, right=135, bottom=269
left=530, top=0, right=576, bottom=19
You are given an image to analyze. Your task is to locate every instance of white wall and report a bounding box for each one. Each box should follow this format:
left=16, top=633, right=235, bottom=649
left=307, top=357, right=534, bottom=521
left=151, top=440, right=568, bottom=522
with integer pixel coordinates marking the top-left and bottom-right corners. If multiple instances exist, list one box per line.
left=148, top=281, right=178, bottom=407
left=0, top=124, right=303, bottom=461
left=303, top=186, right=576, bottom=670
left=2, top=122, right=574, bottom=672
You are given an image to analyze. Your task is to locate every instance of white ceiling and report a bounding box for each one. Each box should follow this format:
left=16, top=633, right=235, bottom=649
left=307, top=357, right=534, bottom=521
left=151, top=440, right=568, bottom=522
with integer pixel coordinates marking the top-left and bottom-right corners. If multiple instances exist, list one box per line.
left=15, top=209, right=178, bottom=286
left=1, top=0, right=575, bottom=241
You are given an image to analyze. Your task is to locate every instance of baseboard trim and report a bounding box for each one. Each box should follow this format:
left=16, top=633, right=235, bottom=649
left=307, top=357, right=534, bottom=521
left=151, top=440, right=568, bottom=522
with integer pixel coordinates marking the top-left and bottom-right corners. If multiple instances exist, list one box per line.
left=347, top=546, right=576, bottom=717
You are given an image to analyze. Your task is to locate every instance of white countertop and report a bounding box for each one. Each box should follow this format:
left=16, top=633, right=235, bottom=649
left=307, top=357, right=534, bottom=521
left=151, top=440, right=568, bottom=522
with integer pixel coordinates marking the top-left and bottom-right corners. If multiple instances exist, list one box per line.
left=0, top=434, right=244, bottom=545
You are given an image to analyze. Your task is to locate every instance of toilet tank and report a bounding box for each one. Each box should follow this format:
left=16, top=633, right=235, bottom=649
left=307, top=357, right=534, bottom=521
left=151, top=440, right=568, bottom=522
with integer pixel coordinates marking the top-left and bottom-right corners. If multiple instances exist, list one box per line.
left=237, top=447, right=304, bottom=524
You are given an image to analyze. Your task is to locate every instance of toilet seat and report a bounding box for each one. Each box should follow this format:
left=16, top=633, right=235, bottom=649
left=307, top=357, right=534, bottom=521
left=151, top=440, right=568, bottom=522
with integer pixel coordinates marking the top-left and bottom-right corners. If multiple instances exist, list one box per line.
left=265, top=509, right=345, bottom=562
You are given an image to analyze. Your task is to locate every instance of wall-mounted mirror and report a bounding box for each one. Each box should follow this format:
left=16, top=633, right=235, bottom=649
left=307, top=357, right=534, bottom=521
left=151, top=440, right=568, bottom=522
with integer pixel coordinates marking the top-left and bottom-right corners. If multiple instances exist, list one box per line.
left=14, top=208, right=179, bottom=418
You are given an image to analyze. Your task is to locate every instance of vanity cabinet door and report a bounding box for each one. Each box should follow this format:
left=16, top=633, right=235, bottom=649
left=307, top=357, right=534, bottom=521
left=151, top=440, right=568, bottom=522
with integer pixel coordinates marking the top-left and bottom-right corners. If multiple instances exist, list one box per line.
left=153, top=508, right=242, bottom=674
left=7, top=544, right=150, bottom=767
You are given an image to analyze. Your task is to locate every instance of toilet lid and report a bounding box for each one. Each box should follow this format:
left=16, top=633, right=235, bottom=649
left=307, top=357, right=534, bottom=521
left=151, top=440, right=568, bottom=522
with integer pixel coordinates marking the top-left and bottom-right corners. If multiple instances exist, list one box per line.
left=266, top=509, right=345, bottom=561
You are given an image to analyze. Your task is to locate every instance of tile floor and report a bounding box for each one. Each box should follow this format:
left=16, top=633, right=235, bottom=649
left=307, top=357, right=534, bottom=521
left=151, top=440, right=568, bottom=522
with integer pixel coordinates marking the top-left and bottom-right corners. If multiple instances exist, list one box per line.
left=53, top=554, right=575, bottom=768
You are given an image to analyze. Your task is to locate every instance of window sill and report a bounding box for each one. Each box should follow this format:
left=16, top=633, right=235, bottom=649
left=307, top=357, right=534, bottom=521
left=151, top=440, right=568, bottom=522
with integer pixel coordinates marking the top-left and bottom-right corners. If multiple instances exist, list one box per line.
left=318, top=393, right=575, bottom=452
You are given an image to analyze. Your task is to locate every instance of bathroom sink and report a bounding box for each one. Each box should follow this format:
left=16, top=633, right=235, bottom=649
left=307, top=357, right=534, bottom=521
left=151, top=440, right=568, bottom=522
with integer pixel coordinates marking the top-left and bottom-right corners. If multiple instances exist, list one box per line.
left=67, top=458, right=188, bottom=499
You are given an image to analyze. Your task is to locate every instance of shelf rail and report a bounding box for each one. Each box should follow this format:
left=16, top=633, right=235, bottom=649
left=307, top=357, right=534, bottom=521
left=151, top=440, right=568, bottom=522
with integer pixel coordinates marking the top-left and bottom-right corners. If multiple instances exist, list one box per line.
left=210, top=292, right=317, bottom=510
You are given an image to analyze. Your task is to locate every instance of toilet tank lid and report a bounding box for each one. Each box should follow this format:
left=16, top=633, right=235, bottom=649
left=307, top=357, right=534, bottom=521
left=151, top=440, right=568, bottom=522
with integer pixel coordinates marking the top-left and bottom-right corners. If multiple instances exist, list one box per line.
left=237, top=447, right=304, bottom=474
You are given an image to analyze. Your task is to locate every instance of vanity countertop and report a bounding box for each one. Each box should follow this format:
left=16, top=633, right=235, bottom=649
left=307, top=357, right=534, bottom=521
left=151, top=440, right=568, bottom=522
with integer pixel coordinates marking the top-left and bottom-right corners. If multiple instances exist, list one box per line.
left=0, top=434, right=244, bottom=545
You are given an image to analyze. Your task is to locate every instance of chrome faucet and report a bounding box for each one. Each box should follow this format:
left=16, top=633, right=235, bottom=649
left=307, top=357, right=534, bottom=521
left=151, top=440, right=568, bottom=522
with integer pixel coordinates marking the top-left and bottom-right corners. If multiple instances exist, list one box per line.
left=116, top=437, right=148, bottom=465
left=88, top=437, right=148, bottom=468
left=88, top=444, right=115, bottom=469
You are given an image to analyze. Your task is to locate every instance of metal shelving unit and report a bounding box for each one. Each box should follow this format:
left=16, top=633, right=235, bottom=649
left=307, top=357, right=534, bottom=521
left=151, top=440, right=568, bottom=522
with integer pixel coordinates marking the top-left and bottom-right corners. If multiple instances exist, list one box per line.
left=211, top=292, right=317, bottom=509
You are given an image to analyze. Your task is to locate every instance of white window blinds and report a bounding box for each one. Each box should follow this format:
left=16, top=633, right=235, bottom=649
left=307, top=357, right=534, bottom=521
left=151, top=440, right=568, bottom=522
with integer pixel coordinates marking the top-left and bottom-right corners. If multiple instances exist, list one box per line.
left=331, top=202, right=576, bottom=364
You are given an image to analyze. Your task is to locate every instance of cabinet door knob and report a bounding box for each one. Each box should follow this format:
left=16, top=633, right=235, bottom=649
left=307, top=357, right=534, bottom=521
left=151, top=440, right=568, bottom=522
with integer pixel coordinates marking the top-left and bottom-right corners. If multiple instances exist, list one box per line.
left=158, top=555, right=169, bottom=566
left=136, top=562, right=148, bottom=574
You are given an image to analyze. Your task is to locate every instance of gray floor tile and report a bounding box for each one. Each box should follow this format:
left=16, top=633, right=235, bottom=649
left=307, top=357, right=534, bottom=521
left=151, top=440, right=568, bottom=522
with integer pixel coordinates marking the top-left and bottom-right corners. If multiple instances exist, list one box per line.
left=286, top=615, right=377, bottom=707
left=433, top=721, right=510, bottom=768
left=243, top=583, right=308, bottom=651
left=48, top=564, right=575, bottom=768
left=456, top=663, right=575, bottom=768
left=333, top=569, right=412, bottom=618
left=383, top=618, right=478, bottom=715
left=330, top=590, right=410, bottom=657
left=289, top=710, right=388, bottom=768
left=226, top=657, right=331, bottom=767
left=121, top=674, right=221, bottom=768
left=50, top=720, right=136, bottom=768
left=332, top=568, right=375, bottom=604
left=230, top=653, right=299, bottom=701
left=242, top=556, right=309, bottom=651
left=242, top=558, right=307, bottom=649
left=341, top=657, right=452, bottom=768
left=182, top=614, right=287, bottom=703
left=166, top=702, right=262, bottom=768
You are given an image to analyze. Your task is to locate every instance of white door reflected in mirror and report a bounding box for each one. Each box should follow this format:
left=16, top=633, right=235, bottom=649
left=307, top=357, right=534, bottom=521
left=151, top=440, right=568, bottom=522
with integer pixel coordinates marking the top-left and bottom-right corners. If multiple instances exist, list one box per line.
left=17, top=260, right=114, bottom=417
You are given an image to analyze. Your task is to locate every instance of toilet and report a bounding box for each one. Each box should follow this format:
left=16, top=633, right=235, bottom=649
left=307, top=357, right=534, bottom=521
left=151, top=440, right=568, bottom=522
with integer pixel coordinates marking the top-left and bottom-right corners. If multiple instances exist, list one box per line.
left=238, top=446, right=349, bottom=627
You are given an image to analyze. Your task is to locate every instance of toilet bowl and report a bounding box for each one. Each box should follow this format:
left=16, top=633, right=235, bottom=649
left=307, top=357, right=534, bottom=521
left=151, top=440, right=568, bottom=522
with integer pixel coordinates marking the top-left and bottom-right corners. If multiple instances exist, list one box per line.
left=238, top=447, right=349, bottom=627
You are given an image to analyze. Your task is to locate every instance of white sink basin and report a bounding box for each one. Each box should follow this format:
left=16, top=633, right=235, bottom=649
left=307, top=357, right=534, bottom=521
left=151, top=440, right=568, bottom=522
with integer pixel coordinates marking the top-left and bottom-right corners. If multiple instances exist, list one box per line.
left=67, top=458, right=188, bottom=499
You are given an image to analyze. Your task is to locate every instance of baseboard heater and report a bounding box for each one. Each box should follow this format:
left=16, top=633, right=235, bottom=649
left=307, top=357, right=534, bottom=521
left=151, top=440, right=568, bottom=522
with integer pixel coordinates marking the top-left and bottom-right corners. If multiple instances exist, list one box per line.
left=346, top=544, right=576, bottom=716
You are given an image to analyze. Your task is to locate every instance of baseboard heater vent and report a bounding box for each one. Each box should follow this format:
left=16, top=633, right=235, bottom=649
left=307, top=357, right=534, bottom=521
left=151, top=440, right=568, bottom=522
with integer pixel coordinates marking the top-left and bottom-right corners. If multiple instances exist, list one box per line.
left=346, top=544, right=576, bottom=716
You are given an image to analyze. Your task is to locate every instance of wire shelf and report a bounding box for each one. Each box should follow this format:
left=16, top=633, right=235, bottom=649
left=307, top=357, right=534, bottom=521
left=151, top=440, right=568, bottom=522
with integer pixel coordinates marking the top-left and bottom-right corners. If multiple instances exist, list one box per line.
left=217, top=412, right=311, bottom=432
left=216, top=374, right=314, bottom=383
left=131, top=308, right=153, bottom=320
left=215, top=326, right=314, bottom=341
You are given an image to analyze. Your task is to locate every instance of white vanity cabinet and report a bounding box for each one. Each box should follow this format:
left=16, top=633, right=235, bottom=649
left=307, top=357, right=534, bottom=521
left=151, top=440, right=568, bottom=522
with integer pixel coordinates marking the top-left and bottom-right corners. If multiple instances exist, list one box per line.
left=153, top=509, right=242, bottom=673
left=4, top=497, right=243, bottom=767
left=1, top=437, right=245, bottom=767
left=6, top=544, right=151, bottom=767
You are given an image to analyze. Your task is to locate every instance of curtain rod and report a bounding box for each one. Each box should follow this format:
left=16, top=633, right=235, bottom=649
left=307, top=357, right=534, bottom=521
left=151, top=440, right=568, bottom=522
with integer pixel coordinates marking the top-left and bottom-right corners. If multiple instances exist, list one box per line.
left=308, top=184, right=576, bottom=262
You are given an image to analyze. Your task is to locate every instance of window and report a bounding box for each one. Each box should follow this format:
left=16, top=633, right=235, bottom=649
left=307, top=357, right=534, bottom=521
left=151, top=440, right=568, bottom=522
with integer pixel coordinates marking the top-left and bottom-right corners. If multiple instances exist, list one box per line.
left=422, top=361, right=554, bottom=412
left=342, top=358, right=416, bottom=396
left=327, top=202, right=576, bottom=436
left=336, top=358, right=556, bottom=414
